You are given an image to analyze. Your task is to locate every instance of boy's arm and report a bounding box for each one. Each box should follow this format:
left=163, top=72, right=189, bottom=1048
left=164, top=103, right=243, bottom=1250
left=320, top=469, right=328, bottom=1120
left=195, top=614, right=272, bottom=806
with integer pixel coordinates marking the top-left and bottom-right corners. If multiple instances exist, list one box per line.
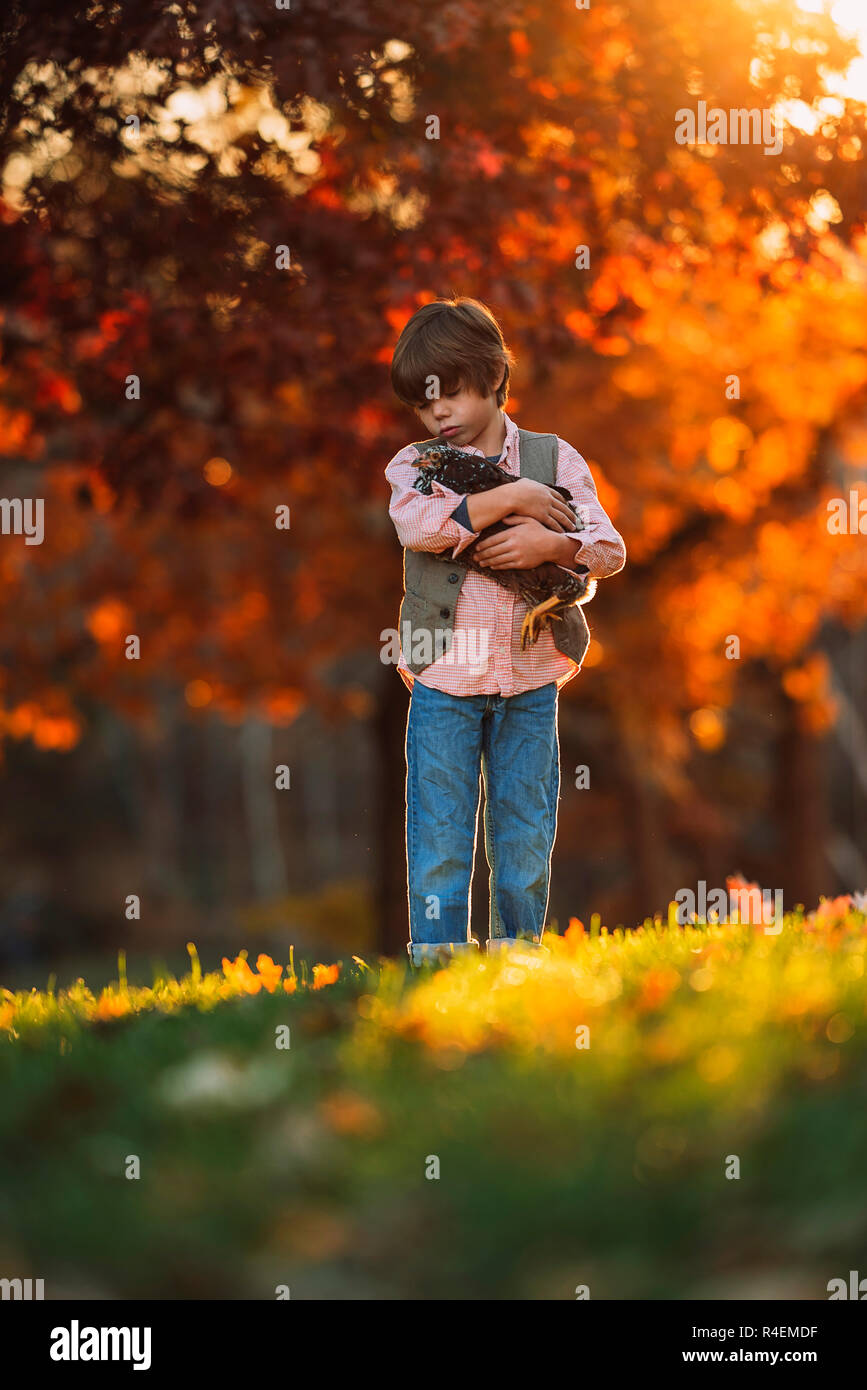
left=385, top=445, right=522, bottom=558
left=550, top=439, right=626, bottom=577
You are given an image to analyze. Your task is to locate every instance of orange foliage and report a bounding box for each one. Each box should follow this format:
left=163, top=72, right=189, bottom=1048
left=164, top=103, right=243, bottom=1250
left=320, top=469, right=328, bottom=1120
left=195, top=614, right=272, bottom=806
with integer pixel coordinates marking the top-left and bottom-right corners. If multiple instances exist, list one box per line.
left=312, top=963, right=341, bottom=990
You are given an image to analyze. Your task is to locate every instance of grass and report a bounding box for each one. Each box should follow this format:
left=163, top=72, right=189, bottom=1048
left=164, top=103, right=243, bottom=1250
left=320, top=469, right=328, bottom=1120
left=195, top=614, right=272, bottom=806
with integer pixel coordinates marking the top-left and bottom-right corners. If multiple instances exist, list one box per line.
left=1, top=890, right=866, bottom=1299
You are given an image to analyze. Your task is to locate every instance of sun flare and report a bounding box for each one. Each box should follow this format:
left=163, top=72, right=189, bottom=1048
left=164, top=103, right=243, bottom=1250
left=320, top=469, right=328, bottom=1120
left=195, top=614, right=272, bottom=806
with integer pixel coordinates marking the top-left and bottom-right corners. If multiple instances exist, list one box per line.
left=795, top=0, right=867, bottom=101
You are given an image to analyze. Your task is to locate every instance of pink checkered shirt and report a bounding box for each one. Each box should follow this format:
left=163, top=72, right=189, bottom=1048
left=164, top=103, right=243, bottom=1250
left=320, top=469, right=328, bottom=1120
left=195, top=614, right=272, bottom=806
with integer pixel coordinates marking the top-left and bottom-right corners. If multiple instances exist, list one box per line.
left=385, top=411, right=626, bottom=697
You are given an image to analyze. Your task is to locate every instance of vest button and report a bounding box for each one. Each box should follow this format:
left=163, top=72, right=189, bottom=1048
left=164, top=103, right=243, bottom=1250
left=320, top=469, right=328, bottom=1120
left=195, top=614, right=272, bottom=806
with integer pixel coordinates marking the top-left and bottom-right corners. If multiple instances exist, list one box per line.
left=448, top=573, right=459, bottom=583
left=439, top=608, right=450, bottom=618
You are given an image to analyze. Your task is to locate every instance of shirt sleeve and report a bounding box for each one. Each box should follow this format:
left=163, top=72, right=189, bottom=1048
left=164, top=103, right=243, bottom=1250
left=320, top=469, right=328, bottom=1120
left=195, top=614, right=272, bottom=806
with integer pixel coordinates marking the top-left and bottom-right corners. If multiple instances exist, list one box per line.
left=385, top=444, right=480, bottom=558
left=554, top=439, right=626, bottom=579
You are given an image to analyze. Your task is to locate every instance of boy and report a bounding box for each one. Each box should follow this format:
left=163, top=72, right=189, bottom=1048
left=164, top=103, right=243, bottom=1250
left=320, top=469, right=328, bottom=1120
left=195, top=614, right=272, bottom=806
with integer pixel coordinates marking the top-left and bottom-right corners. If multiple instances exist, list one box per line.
left=385, top=297, right=626, bottom=967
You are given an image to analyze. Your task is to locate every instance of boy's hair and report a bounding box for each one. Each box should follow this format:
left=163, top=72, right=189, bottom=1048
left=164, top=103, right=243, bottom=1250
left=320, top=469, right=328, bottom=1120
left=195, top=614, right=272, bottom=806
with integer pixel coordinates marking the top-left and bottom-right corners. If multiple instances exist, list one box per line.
left=390, top=296, right=516, bottom=411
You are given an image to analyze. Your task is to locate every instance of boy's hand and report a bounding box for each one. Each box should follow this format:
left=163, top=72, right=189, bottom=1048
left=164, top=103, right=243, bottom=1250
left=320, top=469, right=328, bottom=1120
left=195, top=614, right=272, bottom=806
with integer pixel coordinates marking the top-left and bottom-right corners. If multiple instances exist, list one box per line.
left=476, top=517, right=561, bottom=569
left=511, top=478, right=576, bottom=532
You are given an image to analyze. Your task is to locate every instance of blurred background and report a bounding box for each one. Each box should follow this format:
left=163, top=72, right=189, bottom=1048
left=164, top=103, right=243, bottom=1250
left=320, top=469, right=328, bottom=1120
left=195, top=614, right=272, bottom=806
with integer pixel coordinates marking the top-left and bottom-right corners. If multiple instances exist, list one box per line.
left=1, top=0, right=866, bottom=987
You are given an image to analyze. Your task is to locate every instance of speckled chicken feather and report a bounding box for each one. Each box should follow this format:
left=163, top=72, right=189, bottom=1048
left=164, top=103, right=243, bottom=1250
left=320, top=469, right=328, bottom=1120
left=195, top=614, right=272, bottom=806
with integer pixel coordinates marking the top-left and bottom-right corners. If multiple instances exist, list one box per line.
left=413, top=444, right=597, bottom=649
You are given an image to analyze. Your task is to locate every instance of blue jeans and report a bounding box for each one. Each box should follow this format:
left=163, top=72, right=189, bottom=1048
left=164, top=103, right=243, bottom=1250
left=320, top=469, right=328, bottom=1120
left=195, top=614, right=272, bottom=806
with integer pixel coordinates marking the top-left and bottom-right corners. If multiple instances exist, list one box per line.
left=404, top=680, right=560, bottom=965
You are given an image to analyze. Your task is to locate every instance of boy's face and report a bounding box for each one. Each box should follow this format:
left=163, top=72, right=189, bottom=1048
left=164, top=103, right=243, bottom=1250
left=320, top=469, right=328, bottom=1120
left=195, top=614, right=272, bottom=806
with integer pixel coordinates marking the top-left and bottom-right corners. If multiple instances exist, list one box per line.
left=415, top=381, right=498, bottom=447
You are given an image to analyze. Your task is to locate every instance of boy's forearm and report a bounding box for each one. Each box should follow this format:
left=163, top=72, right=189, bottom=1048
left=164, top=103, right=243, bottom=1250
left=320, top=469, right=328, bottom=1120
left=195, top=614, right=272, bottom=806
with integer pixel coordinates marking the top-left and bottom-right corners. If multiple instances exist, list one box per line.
left=546, top=531, right=586, bottom=570
left=464, top=481, right=524, bottom=531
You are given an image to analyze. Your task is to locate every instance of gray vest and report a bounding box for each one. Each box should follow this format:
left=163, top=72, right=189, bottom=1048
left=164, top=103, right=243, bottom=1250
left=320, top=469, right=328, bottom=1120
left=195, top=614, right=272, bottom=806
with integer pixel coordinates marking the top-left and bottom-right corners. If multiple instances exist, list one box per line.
left=399, top=427, right=591, bottom=676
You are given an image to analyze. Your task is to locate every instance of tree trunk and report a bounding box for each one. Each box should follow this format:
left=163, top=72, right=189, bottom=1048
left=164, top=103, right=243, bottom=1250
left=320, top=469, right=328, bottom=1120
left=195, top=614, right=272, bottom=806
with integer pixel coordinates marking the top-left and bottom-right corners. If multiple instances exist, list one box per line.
left=299, top=723, right=342, bottom=884
left=373, top=670, right=411, bottom=957
left=775, top=690, right=829, bottom=911
left=140, top=686, right=186, bottom=904
left=240, top=716, right=289, bottom=907
left=613, top=708, right=667, bottom=919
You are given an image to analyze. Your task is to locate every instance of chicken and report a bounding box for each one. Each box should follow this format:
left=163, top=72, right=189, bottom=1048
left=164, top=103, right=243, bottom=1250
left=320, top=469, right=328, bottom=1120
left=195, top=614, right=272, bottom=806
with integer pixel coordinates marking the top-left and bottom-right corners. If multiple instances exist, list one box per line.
left=413, top=444, right=597, bottom=649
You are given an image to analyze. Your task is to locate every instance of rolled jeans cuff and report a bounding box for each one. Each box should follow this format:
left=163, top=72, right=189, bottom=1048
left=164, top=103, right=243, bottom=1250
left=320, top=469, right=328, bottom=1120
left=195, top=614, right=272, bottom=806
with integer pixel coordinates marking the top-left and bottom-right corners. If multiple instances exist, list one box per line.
left=486, top=935, right=545, bottom=954
left=407, top=937, right=480, bottom=968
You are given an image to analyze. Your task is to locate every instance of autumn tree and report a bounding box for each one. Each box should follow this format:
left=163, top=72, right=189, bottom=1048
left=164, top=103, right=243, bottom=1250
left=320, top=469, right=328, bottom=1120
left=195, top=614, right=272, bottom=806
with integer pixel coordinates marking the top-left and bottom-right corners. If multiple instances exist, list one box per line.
left=0, top=0, right=865, bottom=948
